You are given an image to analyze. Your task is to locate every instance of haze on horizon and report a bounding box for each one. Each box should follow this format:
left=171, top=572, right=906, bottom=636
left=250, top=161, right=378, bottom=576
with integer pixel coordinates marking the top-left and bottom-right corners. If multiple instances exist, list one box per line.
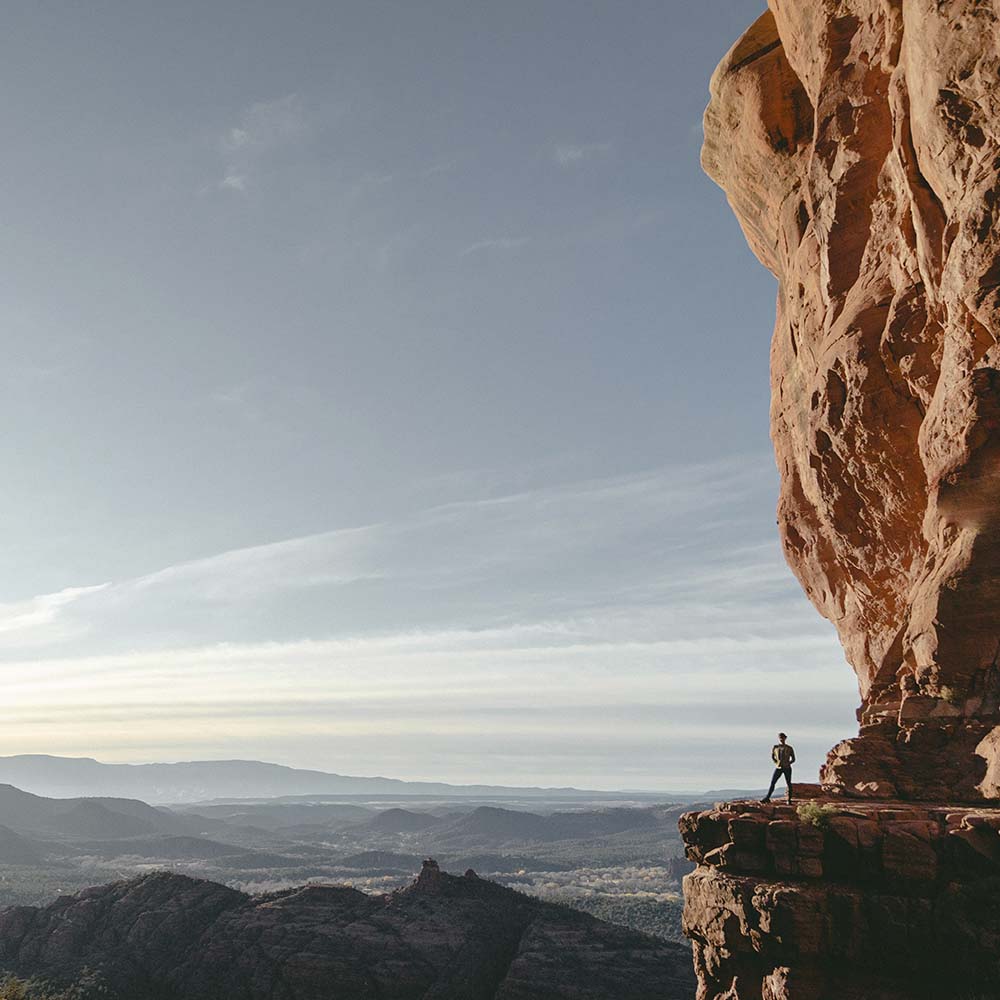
left=0, top=0, right=855, bottom=792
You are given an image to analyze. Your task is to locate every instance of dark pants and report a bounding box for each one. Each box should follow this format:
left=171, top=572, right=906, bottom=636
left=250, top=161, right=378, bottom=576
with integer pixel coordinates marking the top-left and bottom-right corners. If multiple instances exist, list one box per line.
left=765, top=766, right=792, bottom=800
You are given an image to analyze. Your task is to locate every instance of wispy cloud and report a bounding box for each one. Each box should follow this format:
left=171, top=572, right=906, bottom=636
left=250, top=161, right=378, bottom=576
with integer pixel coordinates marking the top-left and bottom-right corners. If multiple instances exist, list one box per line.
left=0, top=457, right=853, bottom=786
left=221, top=94, right=307, bottom=153
left=0, top=619, right=849, bottom=787
left=553, top=142, right=612, bottom=166
left=213, top=93, right=308, bottom=194
left=218, top=172, right=248, bottom=193
left=0, top=457, right=802, bottom=647
left=460, top=237, right=530, bottom=257
left=208, top=381, right=255, bottom=407
left=419, top=157, right=460, bottom=178
left=0, top=584, right=109, bottom=643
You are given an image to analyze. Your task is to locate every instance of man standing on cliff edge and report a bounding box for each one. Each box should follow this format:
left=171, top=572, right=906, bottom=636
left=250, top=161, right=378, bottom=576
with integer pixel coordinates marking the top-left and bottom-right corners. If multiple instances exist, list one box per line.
left=762, top=733, right=795, bottom=803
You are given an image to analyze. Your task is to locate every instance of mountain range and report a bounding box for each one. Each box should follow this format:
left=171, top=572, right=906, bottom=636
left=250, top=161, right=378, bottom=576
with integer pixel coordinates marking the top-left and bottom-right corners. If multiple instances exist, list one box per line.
left=0, top=754, right=680, bottom=804
left=0, top=782, right=202, bottom=840
left=0, top=774, right=695, bottom=991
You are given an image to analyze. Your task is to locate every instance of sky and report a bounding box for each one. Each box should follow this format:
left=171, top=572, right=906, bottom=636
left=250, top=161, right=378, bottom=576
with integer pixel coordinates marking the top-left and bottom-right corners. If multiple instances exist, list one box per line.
left=0, top=1, right=858, bottom=790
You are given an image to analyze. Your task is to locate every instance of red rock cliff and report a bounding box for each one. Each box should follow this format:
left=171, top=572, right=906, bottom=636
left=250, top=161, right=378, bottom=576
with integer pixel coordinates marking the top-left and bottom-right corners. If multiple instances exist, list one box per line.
left=685, top=5, right=1000, bottom=998
left=704, top=0, right=1000, bottom=801
left=680, top=796, right=1000, bottom=999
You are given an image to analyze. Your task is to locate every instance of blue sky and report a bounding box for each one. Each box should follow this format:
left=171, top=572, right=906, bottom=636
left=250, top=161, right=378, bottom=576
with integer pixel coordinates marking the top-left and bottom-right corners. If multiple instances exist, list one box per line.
left=0, top=1, right=856, bottom=788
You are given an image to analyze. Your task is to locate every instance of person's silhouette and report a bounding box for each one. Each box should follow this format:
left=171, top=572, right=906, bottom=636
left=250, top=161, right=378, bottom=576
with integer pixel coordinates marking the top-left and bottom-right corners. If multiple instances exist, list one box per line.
left=762, top=732, right=795, bottom=803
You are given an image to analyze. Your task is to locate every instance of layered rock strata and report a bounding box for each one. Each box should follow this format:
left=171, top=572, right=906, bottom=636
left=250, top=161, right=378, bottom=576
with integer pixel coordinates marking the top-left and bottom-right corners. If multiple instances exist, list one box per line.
left=703, top=0, right=1000, bottom=799
left=0, top=864, right=695, bottom=1000
left=680, top=795, right=1000, bottom=999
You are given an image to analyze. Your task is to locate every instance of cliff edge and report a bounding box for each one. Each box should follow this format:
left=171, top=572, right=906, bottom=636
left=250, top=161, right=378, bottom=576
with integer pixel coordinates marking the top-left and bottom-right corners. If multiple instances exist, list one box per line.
left=704, top=0, right=1000, bottom=801
left=680, top=793, right=1000, bottom=999
left=684, top=3, right=1000, bottom=997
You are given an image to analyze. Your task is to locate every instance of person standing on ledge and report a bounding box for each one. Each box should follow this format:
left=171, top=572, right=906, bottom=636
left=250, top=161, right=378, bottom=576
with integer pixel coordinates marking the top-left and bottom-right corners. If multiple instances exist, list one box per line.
left=762, top=732, right=795, bottom=803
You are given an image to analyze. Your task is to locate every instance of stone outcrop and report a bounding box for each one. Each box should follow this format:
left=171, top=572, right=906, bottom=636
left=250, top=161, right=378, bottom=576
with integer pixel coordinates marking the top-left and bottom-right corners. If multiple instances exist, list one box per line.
left=703, top=0, right=1000, bottom=800
left=0, top=863, right=695, bottom=999
left=680, top=795, right=1000, bottom=999
left=687, top=3, right=1000, bottom=996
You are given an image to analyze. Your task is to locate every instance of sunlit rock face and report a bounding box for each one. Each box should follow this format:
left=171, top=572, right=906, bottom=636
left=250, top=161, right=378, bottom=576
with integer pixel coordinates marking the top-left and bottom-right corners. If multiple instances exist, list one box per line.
left=703, top=0, right=1000, bottom=801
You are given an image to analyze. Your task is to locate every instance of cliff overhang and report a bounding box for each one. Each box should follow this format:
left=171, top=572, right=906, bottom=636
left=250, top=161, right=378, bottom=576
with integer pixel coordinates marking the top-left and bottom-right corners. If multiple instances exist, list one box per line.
left=703, top=0, right=1000, bottom=803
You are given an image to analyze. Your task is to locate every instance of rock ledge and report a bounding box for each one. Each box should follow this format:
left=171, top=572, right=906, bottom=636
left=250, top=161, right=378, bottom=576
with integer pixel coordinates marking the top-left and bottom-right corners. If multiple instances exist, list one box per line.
left=680, top=795, right=1000, bottom=999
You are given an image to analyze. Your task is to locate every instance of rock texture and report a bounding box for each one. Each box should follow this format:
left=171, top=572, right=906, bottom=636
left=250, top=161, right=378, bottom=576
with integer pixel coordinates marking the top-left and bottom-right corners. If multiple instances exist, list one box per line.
left=703, top=0, right=1000, bottom=800
left=0, top=863, right=695, bottom=1000
left=680, top=795, right=1000, bottom=999
left=689, top=4, right=1000, bottom=996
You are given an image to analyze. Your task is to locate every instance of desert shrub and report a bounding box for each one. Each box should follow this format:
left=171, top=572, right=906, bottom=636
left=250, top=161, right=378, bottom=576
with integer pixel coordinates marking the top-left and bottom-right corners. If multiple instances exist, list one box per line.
left=0, top=971, right=112, bottom=1000
left=0, top=977, right=29, bottom=1000
left=796, top=802, right=839, bottom=829
left=939, top=686, right=962, bottom=706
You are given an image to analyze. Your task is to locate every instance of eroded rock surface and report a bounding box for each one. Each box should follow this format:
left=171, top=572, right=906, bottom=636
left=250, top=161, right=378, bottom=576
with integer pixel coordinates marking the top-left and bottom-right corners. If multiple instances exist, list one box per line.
left=704, top=0, right=1000, bottom=799
left=687, top=5, right=1000, bottom=994
left=680, top=796, right=1000, bottom=1000
left=0, top=863, right=695, bottom=1000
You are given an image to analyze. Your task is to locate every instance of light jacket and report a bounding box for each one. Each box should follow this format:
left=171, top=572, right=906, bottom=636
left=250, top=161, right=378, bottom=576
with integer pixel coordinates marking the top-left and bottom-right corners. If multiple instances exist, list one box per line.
left=772, top=743, right=795, bottom=768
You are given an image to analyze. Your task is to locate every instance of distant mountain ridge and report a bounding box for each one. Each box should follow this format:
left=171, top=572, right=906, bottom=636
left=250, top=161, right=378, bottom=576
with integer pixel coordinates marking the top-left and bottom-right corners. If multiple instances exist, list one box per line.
left=0, top=754, right=674, bottom=804
left=0, top=783, right=201, bottom=840
left=439, top=805, right=660, bottom=844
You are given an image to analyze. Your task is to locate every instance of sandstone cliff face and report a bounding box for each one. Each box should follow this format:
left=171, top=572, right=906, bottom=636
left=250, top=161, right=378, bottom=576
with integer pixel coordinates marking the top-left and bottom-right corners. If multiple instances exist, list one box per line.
left=704, top=0, right=1000, bottom=799
left=0, top=864, right=695, bottom=1000
left=685, top=5, right=1000, bottom=997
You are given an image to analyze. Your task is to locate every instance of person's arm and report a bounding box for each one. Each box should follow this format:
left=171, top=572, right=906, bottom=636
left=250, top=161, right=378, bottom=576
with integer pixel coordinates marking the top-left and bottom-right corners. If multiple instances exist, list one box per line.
left=789, top=747, right=796, bottom=764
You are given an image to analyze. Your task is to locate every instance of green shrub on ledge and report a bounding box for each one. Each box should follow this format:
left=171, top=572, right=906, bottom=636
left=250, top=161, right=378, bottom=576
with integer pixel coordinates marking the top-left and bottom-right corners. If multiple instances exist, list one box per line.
left=796, top=801, right=839, bottom=829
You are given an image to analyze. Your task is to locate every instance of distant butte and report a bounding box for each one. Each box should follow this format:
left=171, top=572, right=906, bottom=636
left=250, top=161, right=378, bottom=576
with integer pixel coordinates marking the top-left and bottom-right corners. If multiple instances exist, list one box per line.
left=684, top=1, right=1000, bottom=997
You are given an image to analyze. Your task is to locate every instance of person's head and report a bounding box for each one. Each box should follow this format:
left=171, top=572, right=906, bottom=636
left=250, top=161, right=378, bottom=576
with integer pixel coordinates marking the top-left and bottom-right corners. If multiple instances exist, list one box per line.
left=778, top=732, right=787, bottom=743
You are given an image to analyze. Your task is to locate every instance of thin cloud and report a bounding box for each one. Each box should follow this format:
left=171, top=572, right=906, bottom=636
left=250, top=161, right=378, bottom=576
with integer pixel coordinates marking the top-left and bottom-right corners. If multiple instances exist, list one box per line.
left=460, top=237, right=530, bottom=257
left=0, top=455, right=855, bottom=785
left=0, top=618, right=848, bottom=787
left=420, top=157, right=460, bottom=177
left=553, top=142, right=612, bottom=166
left=220, top=94, right=307, bottom=153
left=213, top=93, right=308, bottom=194
left=218, top=172, right=248, bottom=193
left=0, top=584, right=110, bottom=643
left=0, top=455, right=807, bottom=647
left=208, top=381, right=255, bottom=406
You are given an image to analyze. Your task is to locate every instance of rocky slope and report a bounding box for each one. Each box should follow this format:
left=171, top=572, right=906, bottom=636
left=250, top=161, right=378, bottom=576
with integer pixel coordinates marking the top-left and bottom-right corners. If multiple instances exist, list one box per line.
left=703, top=0, right=1000, bottom=800
left=0, top=862, right=694, bottom=999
